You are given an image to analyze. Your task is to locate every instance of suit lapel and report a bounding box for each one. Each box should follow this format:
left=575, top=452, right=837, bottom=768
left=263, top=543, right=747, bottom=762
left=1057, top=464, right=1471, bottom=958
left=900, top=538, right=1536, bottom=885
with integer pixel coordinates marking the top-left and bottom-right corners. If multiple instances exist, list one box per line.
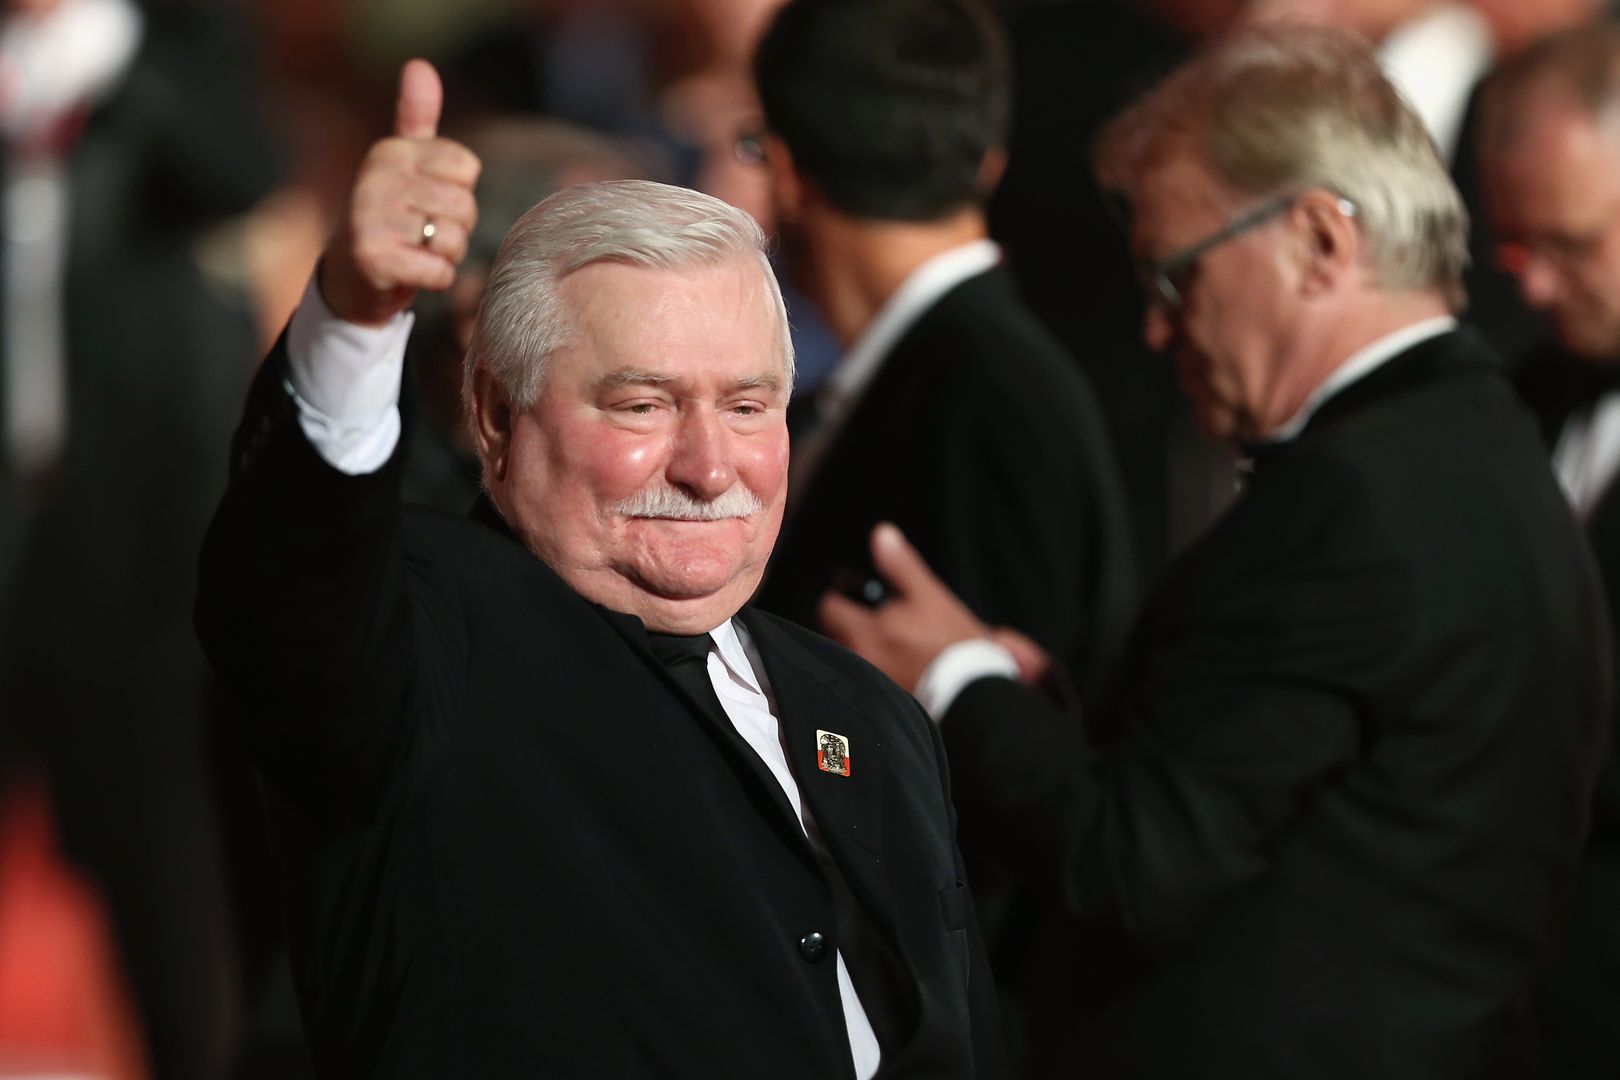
left=739, top=610, right=887, bottom=862
left=589, top=604, right=819, bottom=865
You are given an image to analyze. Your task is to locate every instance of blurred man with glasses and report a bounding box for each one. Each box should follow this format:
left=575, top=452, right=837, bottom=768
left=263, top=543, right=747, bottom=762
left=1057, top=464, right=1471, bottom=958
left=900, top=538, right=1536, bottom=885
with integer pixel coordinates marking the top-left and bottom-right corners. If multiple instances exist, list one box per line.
left=1479, top=24, right=1620, bottom=1078
left=821, top=24, right=1611, bottom=1079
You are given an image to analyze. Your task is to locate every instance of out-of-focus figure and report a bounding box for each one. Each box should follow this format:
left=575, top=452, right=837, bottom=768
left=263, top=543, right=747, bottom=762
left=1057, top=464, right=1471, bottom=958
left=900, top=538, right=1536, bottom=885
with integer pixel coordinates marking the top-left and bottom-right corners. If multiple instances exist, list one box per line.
left=0, top=0, right=282, bottom=1077
left=1477, top=26, right=1620, bottom=1077
left=822, top=25, right=1611, bottom=1079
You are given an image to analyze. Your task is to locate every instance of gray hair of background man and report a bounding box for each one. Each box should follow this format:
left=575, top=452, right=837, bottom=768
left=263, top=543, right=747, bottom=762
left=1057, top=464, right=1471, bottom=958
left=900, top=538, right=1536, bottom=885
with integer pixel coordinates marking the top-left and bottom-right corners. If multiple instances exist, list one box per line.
left=1096, top=25, right=1470, bottom=311
left=463, top=179, right=795, bottom=414
left=1478, top=22, right=1620, bottom=151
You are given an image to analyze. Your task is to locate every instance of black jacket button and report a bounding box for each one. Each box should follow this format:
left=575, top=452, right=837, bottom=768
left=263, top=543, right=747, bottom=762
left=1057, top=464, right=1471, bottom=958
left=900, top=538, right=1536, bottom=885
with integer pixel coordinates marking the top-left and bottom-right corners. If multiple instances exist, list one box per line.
left=798, top=931, right=827, bottom=962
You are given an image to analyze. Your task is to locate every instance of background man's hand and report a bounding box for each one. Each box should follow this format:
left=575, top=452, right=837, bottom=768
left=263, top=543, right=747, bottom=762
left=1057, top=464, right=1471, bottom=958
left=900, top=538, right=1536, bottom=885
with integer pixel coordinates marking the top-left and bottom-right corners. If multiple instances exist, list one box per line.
left=319, top=59, right=481, bottom=326
left=818, top=523, right=991, bottom=691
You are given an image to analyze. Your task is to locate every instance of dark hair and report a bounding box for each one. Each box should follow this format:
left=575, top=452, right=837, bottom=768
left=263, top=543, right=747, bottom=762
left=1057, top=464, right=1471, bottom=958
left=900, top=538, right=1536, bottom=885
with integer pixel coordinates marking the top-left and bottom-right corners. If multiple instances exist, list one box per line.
left=754, top=0, right=1010, bottom=221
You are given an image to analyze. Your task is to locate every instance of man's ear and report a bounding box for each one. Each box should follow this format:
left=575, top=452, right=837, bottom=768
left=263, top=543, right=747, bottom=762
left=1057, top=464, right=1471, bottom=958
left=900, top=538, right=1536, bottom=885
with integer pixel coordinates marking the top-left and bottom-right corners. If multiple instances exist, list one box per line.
left=762, top=133, right=806, bottom=226
left=471, top=364, right=513, bottom=484
left=977, top=145, right=1008, bottom=199
left=1294, top=189, right=1360, bottom=295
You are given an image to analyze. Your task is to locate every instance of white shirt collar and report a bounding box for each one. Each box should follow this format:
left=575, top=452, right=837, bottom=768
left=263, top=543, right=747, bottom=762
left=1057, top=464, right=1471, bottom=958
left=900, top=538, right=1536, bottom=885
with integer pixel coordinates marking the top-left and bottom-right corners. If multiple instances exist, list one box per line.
left=1267, top=315, right=1457, bottom=442
left=821, top=239, right=1002, bottom=421
left=701, top=617, right=765, bottom=697
left=1377, top=4, right=1494, bottom=163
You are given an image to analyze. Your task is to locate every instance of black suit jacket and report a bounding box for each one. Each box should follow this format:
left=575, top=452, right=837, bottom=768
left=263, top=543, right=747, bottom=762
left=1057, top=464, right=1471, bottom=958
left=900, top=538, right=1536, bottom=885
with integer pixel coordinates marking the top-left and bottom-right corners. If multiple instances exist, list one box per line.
left=195, top=342, right=998, bottom=1078
left=943, top=329, right=1610, bottom=1079
left=758, top=265, right=1137, bottom=710
left=1513, top=348, right=1620, bottom=1080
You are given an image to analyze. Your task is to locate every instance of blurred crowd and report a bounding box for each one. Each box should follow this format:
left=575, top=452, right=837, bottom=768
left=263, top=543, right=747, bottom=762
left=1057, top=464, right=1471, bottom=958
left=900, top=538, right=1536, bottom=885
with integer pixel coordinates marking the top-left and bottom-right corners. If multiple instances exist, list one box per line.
left=3, top=0, right=1620, bottom=1077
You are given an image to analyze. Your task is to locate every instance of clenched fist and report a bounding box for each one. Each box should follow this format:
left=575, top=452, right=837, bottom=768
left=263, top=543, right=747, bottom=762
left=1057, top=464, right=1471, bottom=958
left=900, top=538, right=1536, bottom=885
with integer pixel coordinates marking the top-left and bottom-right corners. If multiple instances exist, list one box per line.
left=319, top=59, right=481, bottom=326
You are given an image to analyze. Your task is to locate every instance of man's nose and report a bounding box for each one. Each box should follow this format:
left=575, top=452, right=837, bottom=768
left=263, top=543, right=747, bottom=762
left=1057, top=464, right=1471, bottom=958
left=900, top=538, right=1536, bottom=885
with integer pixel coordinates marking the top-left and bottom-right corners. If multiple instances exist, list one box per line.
left=666, top=406, right=739, bottom=501
left=1516, top=253, right=1565, bottom=311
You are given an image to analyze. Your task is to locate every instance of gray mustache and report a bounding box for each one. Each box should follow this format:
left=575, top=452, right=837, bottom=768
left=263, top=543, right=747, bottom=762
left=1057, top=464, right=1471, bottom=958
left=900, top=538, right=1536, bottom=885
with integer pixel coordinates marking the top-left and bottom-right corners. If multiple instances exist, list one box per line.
left=615, top=483, right=765, bottom=521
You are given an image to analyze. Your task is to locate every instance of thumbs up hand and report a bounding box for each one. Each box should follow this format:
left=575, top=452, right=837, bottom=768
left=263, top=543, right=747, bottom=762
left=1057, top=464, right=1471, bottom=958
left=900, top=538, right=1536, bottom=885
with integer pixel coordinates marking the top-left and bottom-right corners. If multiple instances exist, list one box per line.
left=319, top=59, right=481, bottom=327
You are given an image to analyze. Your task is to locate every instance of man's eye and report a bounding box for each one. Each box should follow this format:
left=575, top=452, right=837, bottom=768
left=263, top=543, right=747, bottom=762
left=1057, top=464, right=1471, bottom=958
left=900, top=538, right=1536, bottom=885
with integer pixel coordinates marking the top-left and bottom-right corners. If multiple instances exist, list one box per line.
left=621, top=402, right=658, bottom=415
left=730, top=403, right=761, bottom=417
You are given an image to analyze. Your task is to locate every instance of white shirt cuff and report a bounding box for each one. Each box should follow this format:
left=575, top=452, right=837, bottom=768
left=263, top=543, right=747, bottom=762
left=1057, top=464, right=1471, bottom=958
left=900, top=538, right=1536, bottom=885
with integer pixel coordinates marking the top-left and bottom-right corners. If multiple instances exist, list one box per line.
left=914, top=638, right=1020, bottom=723
left=284, top=270, right=415, bottom=475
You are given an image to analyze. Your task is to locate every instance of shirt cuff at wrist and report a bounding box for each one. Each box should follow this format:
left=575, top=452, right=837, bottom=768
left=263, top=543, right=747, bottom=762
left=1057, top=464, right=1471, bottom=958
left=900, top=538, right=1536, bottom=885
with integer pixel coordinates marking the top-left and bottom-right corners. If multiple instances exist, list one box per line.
left=285, top=270, right=415, bottom=474
left=914, top=638, right=1020, bottom=723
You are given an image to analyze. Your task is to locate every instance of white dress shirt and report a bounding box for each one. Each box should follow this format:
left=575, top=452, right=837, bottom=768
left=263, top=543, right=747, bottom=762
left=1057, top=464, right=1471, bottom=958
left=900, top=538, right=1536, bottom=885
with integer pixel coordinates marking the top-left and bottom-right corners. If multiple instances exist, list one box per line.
left=916, top=317, right=1459, bottom=720
left=1554, top=391, right=1620, bottom=520
left=790, top=239, right=1002, bottom=500
left=283, top=275, right=881, bottom=1078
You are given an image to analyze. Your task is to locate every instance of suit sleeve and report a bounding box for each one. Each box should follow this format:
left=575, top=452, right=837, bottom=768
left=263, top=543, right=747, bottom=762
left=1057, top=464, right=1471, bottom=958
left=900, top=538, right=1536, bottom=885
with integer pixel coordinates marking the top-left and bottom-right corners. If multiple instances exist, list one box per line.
left=194, top=334, right=459, bottom=813
left=940, top=452, right=1407, bottom=946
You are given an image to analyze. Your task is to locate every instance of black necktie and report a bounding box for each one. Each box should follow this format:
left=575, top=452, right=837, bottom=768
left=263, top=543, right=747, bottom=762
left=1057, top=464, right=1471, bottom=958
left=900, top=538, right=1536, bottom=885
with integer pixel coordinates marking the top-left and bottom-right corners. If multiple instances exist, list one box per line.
left=646, top=631, right=725, bottom=718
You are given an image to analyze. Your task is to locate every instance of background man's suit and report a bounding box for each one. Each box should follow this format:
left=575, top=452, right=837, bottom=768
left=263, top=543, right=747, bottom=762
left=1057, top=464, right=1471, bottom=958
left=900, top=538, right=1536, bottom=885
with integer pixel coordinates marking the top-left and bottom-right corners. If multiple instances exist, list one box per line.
left=1513, top=348, right=1620, bottom=1080
left=195, top=342, right=997, bottom=1079
left=0, top=8, right=282, bottom=1076
left=941, top=329, right=1610, bottom=1079
left=759, top=264, right=1136, bottom=710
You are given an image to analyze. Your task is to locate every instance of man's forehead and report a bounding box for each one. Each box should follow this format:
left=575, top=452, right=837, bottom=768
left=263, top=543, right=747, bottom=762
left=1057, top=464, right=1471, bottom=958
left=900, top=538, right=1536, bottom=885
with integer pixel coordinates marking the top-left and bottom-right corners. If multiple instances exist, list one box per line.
left=1489, top=103, right=1620, bottom=212
left=1126, top=156, right=1233, bottom=246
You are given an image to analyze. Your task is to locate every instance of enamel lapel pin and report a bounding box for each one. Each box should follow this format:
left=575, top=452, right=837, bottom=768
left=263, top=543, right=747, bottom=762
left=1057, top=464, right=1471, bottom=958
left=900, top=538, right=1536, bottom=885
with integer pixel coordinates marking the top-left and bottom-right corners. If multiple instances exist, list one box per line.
left=816, top=729, right=851, bottom=777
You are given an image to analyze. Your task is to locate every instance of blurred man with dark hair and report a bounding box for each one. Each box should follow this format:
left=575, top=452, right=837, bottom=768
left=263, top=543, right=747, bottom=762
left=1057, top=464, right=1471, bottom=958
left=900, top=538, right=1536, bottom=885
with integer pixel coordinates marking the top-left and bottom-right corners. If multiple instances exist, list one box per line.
left=1478, top=26, right=1620, bottom=1075
left=752, top=0, right=1136, bottom=733
left=826, top=25, right=1610, bottom=1079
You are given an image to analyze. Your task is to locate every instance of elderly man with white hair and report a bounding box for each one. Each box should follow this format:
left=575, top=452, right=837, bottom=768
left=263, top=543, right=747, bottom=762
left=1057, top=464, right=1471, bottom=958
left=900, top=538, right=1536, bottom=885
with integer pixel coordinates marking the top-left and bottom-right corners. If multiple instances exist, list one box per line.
left=195, top=60, right=996, bottom=1080
left=823, top=25, right=1610, bottom=1080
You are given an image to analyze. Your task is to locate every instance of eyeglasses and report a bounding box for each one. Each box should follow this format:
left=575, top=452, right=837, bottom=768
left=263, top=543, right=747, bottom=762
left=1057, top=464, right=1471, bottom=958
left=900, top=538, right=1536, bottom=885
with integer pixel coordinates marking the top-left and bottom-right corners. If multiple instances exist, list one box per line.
left=734, top=128, right=767, bottom=166
left=1494, top=214, right=1620, bottom=276
left=1140, top=192, right=1357, bottom=311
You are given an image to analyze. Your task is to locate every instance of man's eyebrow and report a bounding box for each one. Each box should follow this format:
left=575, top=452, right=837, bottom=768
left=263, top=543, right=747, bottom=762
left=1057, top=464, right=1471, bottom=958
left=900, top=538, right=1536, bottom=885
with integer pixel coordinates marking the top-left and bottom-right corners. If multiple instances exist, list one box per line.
left=593, top=369, right=679, bottom=391
left=733, top=373, right=784, bottom=393
left=592, top=370, right=786, bottom=394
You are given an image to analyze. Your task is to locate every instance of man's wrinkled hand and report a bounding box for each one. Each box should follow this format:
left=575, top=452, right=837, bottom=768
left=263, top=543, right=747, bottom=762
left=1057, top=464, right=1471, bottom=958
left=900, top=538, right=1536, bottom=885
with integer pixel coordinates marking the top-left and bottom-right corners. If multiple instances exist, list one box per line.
left=320, top=58, right=481, bottom=327
left=818, top=523, right=990, bottom=692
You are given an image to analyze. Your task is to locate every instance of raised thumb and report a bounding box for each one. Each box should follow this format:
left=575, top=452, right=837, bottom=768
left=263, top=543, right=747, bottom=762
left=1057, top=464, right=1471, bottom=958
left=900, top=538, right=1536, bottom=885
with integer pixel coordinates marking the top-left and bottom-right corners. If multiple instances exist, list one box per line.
left=394, top=58, right=443, bottom=139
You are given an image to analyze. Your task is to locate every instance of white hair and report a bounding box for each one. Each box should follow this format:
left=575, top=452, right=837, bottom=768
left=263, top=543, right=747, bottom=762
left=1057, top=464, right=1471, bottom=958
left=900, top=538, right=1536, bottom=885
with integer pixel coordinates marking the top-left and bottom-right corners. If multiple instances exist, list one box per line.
left=463, top=179, right=794, bottom=413
left=1097, top=25, right=1470, bottom=310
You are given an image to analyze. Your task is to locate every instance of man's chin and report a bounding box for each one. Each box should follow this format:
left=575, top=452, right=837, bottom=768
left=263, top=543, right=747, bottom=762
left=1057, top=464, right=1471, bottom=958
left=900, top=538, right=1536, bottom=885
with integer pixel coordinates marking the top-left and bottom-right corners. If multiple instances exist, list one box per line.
left=1556, top=320, right=1620, bottom=364
left=626, top=576, right=760, bottom=634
